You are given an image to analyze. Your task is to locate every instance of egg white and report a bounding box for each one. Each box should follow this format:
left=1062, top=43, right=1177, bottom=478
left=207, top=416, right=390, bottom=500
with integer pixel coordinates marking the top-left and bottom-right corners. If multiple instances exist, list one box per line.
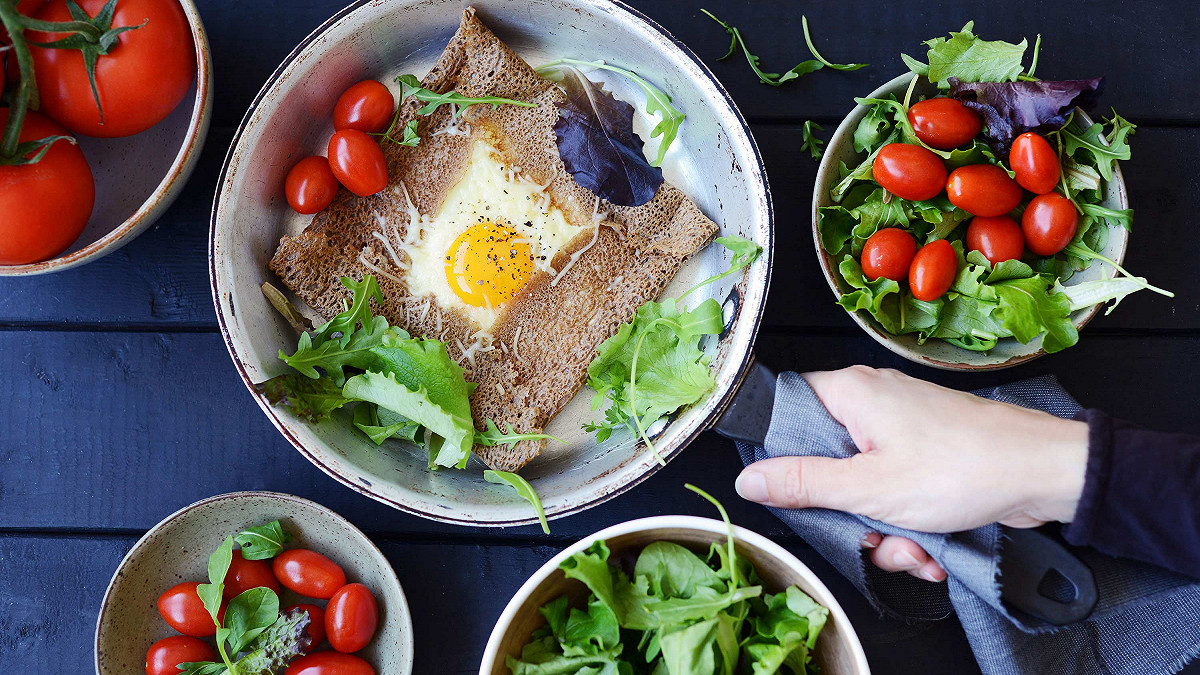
left=402, top=139, right=582, bottom=330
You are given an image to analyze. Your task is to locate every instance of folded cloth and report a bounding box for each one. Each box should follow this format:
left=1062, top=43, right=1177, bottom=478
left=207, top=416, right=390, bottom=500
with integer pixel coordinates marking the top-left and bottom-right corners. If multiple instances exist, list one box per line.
left=736, top=372, right=1200, bottom=675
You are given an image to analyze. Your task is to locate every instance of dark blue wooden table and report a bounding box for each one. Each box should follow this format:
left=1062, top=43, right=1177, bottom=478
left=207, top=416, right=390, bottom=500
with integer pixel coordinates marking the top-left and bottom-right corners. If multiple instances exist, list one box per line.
left=3, top=1, right=1199, bottom=672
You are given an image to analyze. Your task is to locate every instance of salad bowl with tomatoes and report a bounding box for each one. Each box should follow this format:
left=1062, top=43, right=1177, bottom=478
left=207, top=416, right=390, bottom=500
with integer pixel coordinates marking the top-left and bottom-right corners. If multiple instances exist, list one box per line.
left=0, top=0, right=212, bottom=276
left=814, top=72, right=1139, bottom=370
left=94, top=491, right=413, bottom=675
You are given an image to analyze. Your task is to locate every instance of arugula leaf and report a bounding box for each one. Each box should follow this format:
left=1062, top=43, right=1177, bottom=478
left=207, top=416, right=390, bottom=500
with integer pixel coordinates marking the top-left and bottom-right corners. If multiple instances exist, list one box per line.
left=701, top=9, right=823, bottom=86
left=234, top=521, right=290, bottom=561
left=914, top=21, right=1027, bottom=87
left=224, top=587, right=280, bottom=654
left=256, top=373, right=351, bottom=422
left=398, top=119, right=420, bottom=147
left=395, top=73, right=536, bottom=117
left=1059, top=111, right=1133, bottom=181
left=800, top=16, right=868, bottom=71
left=476, top=419, right=564, bottom=449
left=537, top=58, right=684, bottom=167
left=800, top=120, right=824, bottom=160
left=352, top=404, right=420, bottom=445
left=343, top=371, right=475, bottom=469
left=553, top=67, right=664, bottom=207
left=680, top=235, right=762, bottom=299
left=484, top=469, right=550, bottom=534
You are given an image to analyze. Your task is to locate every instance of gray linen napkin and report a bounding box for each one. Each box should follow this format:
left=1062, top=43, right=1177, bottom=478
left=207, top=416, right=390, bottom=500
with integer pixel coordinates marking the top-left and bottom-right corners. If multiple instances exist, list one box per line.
left=736, top=372, right=1200, bottom=675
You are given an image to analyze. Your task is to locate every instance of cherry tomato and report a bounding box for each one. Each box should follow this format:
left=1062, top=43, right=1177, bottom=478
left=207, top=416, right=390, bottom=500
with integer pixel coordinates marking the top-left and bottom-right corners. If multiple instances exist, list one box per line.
left=860, top=228, right=918, bottom=282
left=1022, top=192, right=1078, bottom=256
left=966, top=215, right=1025, bottom=265
left=907, top=98, right=982, bottom=150
left=273, top=549, right=347, bottom=599
left=0, top=109, right=95, bottom=265
left=288, top=603, right=327, bottom=651
left=29, top=0, right=195, bottom=137
left=285, top=652, right=375, bottom=675
left=327, top=129, right=388, bottom=197
left=146, top=635, right=215, bottom=675
left=909, top=239, right=958, bottom=302
left=157, top=582, right=216, bottom=637
left=945, top=164, right=1022, bottom=217
left=223, top=550, right=281, bottom=599
left=285, top=156, right=339, bottom=214
left=325, top=583, right=378, bottom=653
left=872, top=143, right=947, bottom=201
left=334, top=80, right=394, bottom=134
left=1009, top=132, right=1060, bottom=195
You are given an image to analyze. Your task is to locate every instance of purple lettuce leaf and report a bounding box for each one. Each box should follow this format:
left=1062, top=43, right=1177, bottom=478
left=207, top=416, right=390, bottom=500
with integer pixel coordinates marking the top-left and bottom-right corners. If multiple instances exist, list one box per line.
left=949, top=77, right=1105, bottom=155
left=553, top=67, right=664, bottom=207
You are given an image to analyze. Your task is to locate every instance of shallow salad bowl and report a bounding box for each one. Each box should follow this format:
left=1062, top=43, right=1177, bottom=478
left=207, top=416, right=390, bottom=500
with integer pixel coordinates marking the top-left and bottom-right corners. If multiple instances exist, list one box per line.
left=210, top=0, right=771, bottom=526
left=94, top=491, right=414, bottom=675
left=812, top=73, right=1128, bottom=370
left=480, top=515, right=870, bottom=674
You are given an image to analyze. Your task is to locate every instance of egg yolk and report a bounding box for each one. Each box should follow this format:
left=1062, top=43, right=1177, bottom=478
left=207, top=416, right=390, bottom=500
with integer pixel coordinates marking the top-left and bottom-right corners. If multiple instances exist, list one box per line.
left=444, top=221, right=535, bottom=308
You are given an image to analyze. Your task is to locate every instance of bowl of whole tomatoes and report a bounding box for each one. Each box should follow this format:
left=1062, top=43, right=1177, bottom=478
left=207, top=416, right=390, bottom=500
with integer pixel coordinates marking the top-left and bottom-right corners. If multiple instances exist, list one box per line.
left=94, top=491, right=414, bottom=675
left=0, top=0, right=212, bottom=275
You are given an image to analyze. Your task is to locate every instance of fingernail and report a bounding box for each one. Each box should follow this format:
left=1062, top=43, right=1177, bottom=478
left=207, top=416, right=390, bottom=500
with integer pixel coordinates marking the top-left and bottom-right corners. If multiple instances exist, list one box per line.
left=860, top=534, right=879, bottom=549
left=892, top=551, right=921, bottom=570
left=735, top=471, right=769, bottom=503
left=917, top=567, right=947, bottom=583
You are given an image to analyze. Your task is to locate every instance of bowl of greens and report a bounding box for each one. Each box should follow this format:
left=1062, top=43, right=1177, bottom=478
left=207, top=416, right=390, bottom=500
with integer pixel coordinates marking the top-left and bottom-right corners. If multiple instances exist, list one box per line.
left=480, top=487, right=869, bottom=675
left=813, top=23, right=1171, bottom=370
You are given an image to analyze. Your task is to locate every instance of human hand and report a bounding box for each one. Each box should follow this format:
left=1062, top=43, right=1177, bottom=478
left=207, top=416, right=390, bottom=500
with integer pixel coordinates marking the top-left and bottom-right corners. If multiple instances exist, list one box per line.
left=735, top=366, right=1089, bottom=582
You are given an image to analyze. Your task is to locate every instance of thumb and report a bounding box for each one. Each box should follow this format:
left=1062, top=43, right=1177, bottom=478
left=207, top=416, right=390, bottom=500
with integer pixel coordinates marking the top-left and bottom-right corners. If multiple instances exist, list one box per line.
left=735, top=455, right=871, bottom=511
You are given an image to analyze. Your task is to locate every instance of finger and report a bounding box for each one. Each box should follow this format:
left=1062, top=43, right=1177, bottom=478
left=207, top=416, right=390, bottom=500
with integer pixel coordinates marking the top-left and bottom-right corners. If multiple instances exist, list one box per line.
left=869, top=536, right=947, bottom=583
left=735, top=456, right=870, bottom=511
left=803, top=366, right=892, bottom=432
left=861, top=531, right=883, bottom=549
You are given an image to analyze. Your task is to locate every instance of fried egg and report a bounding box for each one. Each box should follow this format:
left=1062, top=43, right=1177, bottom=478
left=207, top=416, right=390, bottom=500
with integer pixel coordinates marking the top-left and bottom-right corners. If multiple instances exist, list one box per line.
left=403, top=139, right=583, bottom=329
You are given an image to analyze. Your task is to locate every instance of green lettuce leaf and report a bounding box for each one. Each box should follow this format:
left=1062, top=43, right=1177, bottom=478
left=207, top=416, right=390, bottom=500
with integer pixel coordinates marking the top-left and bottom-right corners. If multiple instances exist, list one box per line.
left=915, top=21, right=1027, bottom=87
left=342, top=371, right=475, bottom=468
left=256, top=373, right=352, bottom=422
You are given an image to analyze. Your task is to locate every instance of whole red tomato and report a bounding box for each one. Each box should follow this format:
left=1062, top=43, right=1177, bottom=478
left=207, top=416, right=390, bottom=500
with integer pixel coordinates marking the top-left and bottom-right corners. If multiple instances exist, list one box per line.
left=287, top=603, right=327, bottom=651
left=966, top=215, right=1024, bottom=265
left=1022, top=192, right=1078, bottom=256
left=285, top=652, right=375, bottom=675
left=326, top=583, right=378, bottom=653
left=145, top=635, right=215, bottom=675
left=907, top=98, right=982, bottom=150
left=1009, top=132, right=1060, bottom=195
left=334, top=80, right=394, bottom=133
left=860, top=228, right=918, bottom=281
left=157, top=582, right=216, bottom=637
left=872, top=143, right=947, bottom=201
left=273, top=549, right=347, bottom=599
left=0, top=109, right=94, bottom=265
left=223, top=550, right=281, bottom=599
left=909, top=239, right=958, bottom=302
left=945, top=164, right=1022, bottom=217
left=285, top=156, right=340, bottom=214
left=29, top=0, right=196, bottom=137
left=327, top=129, right=388, bottom=196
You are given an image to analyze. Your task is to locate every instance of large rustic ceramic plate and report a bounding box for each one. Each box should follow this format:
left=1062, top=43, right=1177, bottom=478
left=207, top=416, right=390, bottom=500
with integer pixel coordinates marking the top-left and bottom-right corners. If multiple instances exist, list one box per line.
left=812, top=73, right=1128, bottom=370
left=210, top=0, right=772, bottom=526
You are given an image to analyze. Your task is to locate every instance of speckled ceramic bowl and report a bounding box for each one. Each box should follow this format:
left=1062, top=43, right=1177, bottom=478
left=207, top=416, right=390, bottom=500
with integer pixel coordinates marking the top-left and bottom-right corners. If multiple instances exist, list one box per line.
left=480, top=516, right=870, bottom=675
left=0, top=0, right=213, bottom=276
left=813, top=73, right=1128, bottom=370
left=94, top=491, right=413, bottom=675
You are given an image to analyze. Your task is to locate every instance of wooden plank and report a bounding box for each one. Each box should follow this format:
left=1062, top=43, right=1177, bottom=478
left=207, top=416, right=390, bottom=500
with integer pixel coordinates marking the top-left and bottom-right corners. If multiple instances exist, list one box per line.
left=196, top=0, right=1200, bottom=128
left=3, top=330, right=1198, bottom=534
left=1, top=124, right=1197, bottom=332
left=0, top=534, right=986, bottom=675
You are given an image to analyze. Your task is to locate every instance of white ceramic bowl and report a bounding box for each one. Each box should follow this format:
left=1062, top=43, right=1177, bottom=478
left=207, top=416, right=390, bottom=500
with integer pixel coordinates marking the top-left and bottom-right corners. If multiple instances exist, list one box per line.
left=0, top=0, right=213, bottom=276
left=210, top=0, right=771, bottom=526
left=812, top=73, right=1128, bottom=370
left=94, top=491, right=414, bottom=675
left=480, top=515, right=870, bottom=675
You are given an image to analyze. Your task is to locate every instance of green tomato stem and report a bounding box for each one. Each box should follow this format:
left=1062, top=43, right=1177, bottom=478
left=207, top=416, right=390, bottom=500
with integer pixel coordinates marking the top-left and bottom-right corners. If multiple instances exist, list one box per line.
left=0, top=0, right=37, bottom=159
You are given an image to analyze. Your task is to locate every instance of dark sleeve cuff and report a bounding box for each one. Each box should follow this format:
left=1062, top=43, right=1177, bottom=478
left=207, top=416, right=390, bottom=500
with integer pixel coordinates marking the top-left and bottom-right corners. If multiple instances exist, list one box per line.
left=1061, top=409, right=1113, bottom=548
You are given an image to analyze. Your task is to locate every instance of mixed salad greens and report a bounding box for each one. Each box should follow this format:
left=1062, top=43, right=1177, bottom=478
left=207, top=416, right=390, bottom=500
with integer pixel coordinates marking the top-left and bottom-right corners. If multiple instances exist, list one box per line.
left=507, top=486, right=828, bottom=675
left=818, top=22, right=1172, bottom=353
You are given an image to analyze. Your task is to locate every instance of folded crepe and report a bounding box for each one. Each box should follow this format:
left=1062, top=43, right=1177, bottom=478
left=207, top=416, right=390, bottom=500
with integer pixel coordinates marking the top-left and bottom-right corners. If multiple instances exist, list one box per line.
left=270, top=7, right=717, bottom=471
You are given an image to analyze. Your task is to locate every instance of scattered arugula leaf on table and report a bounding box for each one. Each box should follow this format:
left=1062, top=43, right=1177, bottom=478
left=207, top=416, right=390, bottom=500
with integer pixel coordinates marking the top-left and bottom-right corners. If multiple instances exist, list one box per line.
left=800, top=120, right=824, bottom=160
left=700, top=9, right=867, bottom=86
left=537, top=58, right=685, bottom=167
